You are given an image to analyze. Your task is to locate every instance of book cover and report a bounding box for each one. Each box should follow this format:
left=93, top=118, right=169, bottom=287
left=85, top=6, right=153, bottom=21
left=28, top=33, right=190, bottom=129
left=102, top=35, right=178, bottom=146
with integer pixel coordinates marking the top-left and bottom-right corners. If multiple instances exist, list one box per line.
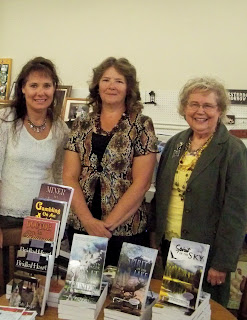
left=10, top=254, right=55, bottom=316
left=15, top=250, right=49, bottom=275
left=64, top=234, right=108, bottom=296
left=19, top=237, right=54, bottom=256
left=31, top=197, right=67, bottom=257
left=0, top=306, right=25, bottom=320
left=107, top=242, right=158, bottom=315
left=9, top=271, right=44, bottom=316
left=39, top=183, right=74, bottom=204
left=21, top=216, right=59, bottom=243
left=158, top=238, right=210, bottom=310
left=31, top=197, right=67, bottom=221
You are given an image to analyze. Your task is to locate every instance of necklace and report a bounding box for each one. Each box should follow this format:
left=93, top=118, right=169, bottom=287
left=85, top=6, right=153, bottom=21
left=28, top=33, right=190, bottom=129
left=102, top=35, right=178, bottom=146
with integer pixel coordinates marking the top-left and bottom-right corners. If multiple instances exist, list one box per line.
left=95, top=112, right=127, bottom=136
left=174, top=134, right=214, bottom=201
left=27, top=116, right=47, bottom=133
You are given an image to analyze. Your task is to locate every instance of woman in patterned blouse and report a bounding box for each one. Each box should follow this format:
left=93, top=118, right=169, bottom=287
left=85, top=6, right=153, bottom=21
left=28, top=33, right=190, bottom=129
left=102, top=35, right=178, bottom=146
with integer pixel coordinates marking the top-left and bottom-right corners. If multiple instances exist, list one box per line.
left=63, top=57, right=158, bottom=266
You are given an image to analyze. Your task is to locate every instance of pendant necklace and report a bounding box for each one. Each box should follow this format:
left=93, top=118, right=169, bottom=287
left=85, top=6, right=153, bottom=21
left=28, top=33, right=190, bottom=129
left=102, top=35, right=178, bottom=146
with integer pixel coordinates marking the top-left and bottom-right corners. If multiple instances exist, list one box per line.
left=27, top=116, right=47, bottom=133
left=174, top=134, right=214, bottom=201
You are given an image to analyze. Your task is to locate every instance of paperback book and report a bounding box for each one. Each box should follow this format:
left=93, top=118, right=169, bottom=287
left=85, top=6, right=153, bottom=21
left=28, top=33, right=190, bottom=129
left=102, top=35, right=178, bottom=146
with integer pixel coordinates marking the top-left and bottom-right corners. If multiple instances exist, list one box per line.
left=153, top=290, right=211, bottom=320
left=106, top=242, right=158, bottom=316
left=38, top=183, right=74, bottom=258
left=0, top=306, right=25, bottom=320
left=58, top=282, right=108, bottom=320
left=31, top=197, right=67, bottom=256
left=159, top=238, right=210, bottom=310
left=10, top=251, right=55, bottom=316
left=9, top=271, right=45, bottom=316
left=64, top=234, right=108, bottom=296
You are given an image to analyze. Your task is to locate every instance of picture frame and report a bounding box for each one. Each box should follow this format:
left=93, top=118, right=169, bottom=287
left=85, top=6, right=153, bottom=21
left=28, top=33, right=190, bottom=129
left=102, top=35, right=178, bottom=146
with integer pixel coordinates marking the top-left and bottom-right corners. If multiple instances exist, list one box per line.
left=0, top=58, right=12, bottom=100
left=0, top=100, right=11, bottom=109
left=56, top=85, right=72, bottom=115
left=61, top=98, right=89, bottom=123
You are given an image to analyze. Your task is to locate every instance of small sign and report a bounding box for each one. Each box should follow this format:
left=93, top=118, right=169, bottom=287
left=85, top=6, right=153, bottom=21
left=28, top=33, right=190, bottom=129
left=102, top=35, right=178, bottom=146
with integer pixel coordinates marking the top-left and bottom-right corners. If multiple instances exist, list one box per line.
left=228, top=89, right=247, bottom=105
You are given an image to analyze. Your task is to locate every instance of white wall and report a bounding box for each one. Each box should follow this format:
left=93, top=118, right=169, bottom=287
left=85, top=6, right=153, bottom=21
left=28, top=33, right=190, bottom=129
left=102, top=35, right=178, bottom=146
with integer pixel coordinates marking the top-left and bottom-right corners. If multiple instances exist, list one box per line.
left=2, top=0, right=247, bottom=92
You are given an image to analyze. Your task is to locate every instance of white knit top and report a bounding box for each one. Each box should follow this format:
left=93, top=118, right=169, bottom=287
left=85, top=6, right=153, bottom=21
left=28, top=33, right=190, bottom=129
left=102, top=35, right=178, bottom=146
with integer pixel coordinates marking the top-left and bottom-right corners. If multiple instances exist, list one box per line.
left=0, top=107, right=69, bottom=218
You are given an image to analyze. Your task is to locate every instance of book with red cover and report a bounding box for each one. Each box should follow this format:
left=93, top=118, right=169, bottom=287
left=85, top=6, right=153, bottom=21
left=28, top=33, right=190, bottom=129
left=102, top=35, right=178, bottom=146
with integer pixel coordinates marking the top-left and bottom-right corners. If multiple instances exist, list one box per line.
left=21, top=216, right=59, bottom=243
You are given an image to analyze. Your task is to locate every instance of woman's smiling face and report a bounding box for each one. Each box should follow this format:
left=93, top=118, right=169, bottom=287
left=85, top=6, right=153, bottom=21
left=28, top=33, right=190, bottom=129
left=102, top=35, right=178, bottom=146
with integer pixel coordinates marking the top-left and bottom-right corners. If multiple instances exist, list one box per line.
left=184, top=90, right=222, bottom=138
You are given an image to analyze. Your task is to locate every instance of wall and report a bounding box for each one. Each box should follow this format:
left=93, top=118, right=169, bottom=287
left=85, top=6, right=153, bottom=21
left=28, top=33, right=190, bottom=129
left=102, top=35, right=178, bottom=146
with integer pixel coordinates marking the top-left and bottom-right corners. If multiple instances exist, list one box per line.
left=2, top=0, right=247, bottom=92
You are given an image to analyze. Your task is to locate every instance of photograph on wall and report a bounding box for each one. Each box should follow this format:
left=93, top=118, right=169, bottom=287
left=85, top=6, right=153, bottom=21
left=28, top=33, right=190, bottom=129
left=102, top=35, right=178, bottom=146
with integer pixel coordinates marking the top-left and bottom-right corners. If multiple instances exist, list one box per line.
left=61, top=98, right=89, bottom=126
left=0, top=58, right=12, bottom=100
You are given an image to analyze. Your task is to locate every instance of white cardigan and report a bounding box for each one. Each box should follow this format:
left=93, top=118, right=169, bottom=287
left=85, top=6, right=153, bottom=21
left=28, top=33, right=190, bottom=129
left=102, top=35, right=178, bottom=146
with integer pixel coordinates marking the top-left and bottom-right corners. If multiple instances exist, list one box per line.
left=0, top=107, right=69, bottom=218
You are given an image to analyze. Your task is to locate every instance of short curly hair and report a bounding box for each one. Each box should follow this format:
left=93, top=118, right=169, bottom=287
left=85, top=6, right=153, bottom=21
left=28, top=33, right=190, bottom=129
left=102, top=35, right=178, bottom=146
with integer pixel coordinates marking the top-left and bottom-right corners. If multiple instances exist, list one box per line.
left=178, top=77, right=230, bottom=117
left=88, top=57, right=143, bottom=114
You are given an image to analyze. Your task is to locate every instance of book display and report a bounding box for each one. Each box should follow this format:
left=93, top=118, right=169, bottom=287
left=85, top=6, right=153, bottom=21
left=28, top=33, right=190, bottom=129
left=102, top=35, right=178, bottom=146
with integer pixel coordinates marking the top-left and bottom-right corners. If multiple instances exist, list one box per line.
left=8, top=216, right=60, bottom=316
left=105, top=242, right=158, bottom=319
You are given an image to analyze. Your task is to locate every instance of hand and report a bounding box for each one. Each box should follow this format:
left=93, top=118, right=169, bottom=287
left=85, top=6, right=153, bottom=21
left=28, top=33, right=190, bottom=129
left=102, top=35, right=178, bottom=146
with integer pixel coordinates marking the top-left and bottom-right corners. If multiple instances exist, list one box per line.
left=83, top=217, right=112, bottom=238
left=207, top=267, right=226, bottom=286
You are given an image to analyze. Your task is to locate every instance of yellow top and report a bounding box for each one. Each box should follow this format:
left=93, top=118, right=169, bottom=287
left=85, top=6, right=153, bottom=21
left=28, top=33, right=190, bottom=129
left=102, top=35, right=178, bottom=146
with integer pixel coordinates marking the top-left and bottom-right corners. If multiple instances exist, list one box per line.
left=165, top=153, right=195, bottom=241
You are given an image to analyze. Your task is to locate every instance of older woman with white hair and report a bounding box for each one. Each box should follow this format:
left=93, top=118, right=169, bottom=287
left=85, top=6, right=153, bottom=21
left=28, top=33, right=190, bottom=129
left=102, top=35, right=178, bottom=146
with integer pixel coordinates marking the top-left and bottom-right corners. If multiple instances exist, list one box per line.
left=151, top=77, right=247, bottom=307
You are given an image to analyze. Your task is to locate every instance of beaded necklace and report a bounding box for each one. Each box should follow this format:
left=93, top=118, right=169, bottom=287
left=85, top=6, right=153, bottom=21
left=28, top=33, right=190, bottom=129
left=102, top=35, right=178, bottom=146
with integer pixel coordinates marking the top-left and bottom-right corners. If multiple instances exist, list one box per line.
left=174, top=134, right=214, bottom=200
left=95, top=112, right=127, bottom=136
left=27, top=116, right=47, bottom=133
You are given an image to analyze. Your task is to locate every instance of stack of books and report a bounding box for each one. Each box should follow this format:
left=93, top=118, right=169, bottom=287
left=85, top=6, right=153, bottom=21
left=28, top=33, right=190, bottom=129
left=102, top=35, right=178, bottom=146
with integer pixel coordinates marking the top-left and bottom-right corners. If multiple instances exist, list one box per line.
left=104, top=242, right=158, bottom=320
left=7, top=183, right=74, bottom=316
left=152, top=238, right=211, bottom=320
left=46, top=279, right=64, bottom=308
left=0, top=305, right=37, bottom=320
left=58, top=234, right=108, bottom=320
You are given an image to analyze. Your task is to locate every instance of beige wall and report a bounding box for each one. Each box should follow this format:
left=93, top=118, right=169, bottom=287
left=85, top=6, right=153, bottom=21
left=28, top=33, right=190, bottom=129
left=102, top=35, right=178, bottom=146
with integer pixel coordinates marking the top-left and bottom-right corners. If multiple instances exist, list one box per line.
left=2, top=0, right=247, bottom=91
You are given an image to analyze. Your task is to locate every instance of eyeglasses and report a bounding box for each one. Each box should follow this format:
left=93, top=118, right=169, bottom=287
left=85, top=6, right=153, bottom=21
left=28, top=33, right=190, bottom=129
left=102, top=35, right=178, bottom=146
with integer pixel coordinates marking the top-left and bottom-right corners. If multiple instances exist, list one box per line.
left=187, top=102, right=218, bottom=111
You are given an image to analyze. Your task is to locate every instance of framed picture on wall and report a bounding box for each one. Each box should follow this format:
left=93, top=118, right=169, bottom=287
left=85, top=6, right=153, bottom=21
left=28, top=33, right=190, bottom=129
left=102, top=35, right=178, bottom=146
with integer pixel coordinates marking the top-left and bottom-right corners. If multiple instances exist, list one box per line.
left=56, top=85, right=72, bottom=115
left=0, top=58, right=12, bottom=100
left=61, top=98, right=89, bottom=124
left=0, top=100, right=11, bottom=109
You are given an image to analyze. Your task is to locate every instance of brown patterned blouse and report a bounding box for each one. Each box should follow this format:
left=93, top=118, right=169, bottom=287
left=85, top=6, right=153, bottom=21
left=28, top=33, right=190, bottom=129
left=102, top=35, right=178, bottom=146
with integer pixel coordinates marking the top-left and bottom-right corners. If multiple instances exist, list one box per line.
left=65, top=111, right=158, bottom=236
